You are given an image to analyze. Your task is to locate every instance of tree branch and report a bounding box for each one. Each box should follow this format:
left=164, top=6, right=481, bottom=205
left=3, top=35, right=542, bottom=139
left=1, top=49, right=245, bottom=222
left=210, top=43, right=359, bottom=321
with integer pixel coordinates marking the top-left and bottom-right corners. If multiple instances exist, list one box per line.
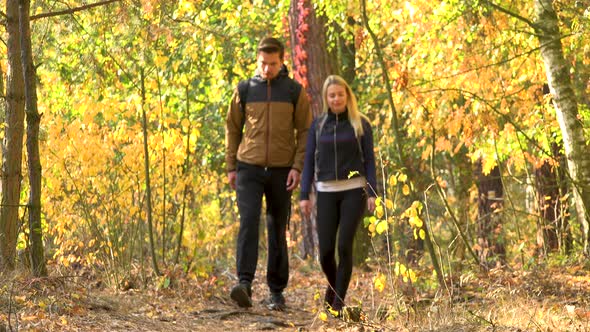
left=481, top=0, right=538, bottom=30
left=30, top=0, right=121, bottom=21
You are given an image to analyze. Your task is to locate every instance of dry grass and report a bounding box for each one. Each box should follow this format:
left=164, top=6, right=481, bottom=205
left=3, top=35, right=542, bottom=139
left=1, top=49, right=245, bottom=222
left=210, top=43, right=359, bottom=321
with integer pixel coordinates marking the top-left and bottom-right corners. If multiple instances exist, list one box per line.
left=339, top=265, right=590, bottom=331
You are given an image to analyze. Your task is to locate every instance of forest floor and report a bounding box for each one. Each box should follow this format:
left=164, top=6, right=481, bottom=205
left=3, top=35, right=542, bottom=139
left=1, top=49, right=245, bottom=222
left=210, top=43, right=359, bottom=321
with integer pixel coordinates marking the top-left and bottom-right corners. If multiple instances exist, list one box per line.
left=2, top=258, right=590, bottom=332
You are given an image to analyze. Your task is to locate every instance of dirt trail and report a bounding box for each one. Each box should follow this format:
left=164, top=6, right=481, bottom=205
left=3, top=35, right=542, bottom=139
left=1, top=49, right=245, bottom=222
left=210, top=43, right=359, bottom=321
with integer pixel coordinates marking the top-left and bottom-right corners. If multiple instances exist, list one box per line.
left=4, top=264, right=354, bottom=331
left=4, top=262, right=590, bottom=331
left=67, top=266, right=358, bottom=332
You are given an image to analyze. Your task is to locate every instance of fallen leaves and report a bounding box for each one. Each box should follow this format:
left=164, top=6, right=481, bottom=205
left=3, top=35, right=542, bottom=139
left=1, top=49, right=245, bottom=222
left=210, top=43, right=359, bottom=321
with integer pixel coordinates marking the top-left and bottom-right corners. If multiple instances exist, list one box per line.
left=566, top=304, right=590, bottom=320
left=2, top=261, right=590, bottom=331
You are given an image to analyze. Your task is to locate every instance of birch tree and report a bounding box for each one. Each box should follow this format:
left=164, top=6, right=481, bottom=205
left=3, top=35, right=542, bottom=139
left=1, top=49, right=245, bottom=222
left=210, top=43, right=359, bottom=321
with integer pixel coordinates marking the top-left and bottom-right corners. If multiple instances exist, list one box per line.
left=533, top=0, right=590, bottom=253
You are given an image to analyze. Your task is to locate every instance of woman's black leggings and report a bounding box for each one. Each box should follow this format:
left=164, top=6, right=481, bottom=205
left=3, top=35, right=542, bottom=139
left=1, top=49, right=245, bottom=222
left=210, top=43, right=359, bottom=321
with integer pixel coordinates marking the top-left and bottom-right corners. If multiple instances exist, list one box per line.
left=316, top=188, right=366, bottom=306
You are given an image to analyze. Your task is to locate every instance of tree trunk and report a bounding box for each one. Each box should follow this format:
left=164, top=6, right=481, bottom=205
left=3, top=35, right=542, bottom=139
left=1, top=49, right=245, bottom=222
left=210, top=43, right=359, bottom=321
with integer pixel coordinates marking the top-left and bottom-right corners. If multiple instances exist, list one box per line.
left=19, top=0, right=46, bottom=276
left=534, top=161, right=559, bottom=252
left=289, top=0, right=334, bottom=118
left=447, top=146, right=474, bottom=262
left=475, top=160, right=505, bottom=269
left=535, top=142, right=570, bottom=254
left=1, top=0, right=26, bottom=271
left=140, top=69, right=160, bottom=276
left=175, top=86, right=192, bottom=264
left=534, top=0, right=590, bottom=254
left=289, top=0, right=334, bottom=259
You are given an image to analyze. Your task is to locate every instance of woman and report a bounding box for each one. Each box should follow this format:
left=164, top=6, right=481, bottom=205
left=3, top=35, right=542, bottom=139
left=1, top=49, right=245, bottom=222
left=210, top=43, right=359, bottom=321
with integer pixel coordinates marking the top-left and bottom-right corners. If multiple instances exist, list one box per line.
left=299, top=75, right=377, bottom=315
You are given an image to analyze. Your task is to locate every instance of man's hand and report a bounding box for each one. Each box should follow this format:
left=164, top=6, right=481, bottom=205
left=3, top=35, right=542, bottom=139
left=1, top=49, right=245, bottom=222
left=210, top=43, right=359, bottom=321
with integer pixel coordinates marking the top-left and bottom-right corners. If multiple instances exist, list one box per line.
left=228, top=171, right=237, bottom=190
left=367, top=197, right=376, bottom=213
left=286, top=169, right=300, bottom=191
left=300, top=200, right=312, bottom=218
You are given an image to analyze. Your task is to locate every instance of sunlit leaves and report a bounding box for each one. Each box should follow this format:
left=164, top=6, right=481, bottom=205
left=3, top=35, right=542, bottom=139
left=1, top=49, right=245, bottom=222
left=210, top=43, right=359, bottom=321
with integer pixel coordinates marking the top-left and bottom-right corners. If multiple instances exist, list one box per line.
left=400, top=200, right=426, bottom=239
left=26, top=0, right=583, bottom=291
left=388, top=174, right=397, bottom=186
left=402, top=184, right=410, bottom=196
left=35, top=0, right=290, bottom=274
left=373, top=273, right=386, bottom=292
left=376, top=220, right=388, bottom=234
left=414, top=228, right=426, bottom=240
left=385, top=198, right=393, bottom=210
left=394, top=262, right=417, bottom=283
left=408, top=215, right=423, bottom=229
left=358, top=0, right=551, bottom=178
left=174, top=0, right=197, bottom=18
left=374, top=205, right=384, bottom=218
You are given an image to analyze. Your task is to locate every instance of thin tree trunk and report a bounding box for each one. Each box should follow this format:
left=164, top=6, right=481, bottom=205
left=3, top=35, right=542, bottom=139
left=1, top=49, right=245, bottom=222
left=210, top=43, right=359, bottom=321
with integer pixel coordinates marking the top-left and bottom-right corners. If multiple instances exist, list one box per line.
left=1, top=0, right=26, bottom=271
left=161, top=151, right=166, bottom=265
left=19, top=0, right=46, bottom=276
left=448, top=146, right=473, bottom=261
left=432, top=141, right=479, bottom=267
left=157, top=72, right=166, bottom=266
left=475, top=160, right=505, bottom=269
left=289, top=0, right=333, bottom=259
left=175, top=86, right=192, bottom=264
left=534, top=0, right=590, bottom=254
left=140, top=69, right=160, bottom=276
left=534, top=157, right=559, bottom=252
left=360, top=0, right=404, bottom=166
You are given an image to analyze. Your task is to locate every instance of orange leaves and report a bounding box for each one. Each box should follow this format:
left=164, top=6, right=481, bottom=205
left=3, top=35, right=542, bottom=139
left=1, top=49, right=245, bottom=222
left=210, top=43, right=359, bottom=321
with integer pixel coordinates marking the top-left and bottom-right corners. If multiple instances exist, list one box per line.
left=354, top=27, right=366, bottom=50
left=435, top=136, right=452, bottom=153
left=391, top=65, right=409, bottom=92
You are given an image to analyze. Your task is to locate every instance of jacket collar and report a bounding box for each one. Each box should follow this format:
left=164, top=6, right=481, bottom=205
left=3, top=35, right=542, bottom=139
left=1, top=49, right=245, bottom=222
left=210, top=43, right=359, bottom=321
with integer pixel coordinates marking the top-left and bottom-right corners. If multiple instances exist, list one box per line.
left=327, top=108, right=349, bottom=121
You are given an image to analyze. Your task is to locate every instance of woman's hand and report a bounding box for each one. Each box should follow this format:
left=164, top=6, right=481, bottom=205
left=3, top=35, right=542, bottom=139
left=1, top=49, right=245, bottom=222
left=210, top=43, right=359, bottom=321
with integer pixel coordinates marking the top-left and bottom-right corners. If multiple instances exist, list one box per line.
left=300, top=200, right=312, bottom=218
left=367, top=197, right=376, bottom=214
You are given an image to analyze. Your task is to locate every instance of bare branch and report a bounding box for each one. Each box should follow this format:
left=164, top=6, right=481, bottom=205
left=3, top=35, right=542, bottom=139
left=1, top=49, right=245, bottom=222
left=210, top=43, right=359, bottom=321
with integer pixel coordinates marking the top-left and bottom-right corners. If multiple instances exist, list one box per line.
left=31, top=0, right=121, bottom=21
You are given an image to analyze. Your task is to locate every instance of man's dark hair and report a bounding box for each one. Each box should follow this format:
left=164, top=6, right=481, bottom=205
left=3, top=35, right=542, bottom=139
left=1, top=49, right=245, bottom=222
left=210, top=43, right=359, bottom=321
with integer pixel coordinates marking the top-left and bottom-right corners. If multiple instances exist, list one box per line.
left=257, top=37, right=284, bottom=60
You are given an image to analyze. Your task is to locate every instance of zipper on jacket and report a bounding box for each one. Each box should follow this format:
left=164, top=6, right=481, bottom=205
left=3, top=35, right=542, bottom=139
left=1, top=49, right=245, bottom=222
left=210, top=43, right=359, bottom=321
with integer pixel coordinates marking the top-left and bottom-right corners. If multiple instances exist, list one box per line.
left=265, top=80, right=271, bottom=167
left=334, top=114, right=338, bottom=179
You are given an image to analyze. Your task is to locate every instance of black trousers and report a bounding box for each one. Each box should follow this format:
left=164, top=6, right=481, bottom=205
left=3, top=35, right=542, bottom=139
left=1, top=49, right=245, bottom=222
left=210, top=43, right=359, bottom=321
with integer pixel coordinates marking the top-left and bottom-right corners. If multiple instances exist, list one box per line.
left=317, top=188, right=366, bottom=305
left=235, top=162, right=291, bottom=293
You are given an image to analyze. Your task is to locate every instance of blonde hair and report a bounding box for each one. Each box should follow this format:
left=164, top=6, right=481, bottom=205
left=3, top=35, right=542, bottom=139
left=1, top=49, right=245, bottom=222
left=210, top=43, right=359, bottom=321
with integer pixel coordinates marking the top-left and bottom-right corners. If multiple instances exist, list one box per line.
left=321, top=75, right=369, bottom=137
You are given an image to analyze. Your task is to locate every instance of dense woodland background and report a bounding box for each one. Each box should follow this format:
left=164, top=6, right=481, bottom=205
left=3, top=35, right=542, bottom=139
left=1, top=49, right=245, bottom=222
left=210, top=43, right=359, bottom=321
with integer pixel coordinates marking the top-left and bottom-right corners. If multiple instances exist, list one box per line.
left=0, top=0, right=590, bottom=330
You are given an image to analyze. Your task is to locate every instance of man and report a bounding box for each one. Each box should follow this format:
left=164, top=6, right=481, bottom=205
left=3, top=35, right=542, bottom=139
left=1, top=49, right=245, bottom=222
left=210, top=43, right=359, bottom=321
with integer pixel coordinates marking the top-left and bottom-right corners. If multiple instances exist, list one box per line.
left=225, top=37, right=311, bottom=311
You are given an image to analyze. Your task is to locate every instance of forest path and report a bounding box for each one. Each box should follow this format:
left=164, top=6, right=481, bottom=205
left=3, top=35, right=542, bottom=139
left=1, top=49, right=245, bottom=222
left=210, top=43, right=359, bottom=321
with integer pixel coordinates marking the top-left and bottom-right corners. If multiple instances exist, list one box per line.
left=3, top=260, right=590, bottom=331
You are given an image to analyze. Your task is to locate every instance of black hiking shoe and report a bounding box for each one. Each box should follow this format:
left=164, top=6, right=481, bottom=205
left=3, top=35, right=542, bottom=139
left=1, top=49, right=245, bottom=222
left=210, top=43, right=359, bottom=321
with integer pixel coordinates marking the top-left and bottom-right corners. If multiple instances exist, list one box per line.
left=324, top=286, right=336, bottom=309
left=328, top=297, right=344, bottom=318
left=267, top=291, right=286, bottom=311
left=230, top=282, right=252, bottom=308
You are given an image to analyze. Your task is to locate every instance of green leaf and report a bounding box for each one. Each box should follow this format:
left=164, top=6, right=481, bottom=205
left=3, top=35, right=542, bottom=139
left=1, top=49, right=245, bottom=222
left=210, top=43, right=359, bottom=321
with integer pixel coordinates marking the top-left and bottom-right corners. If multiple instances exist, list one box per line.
left=163, top=277, right=170, bottom=289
